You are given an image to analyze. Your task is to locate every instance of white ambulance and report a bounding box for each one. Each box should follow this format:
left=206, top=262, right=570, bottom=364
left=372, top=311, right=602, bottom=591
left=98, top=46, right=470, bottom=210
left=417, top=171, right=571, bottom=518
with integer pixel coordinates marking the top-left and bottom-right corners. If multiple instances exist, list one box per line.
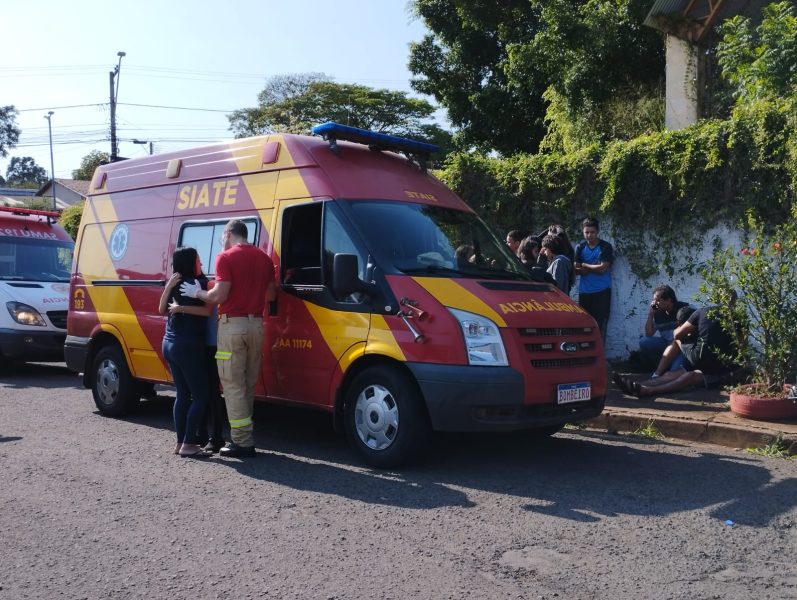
left=0, top=207, right=74, bottom=364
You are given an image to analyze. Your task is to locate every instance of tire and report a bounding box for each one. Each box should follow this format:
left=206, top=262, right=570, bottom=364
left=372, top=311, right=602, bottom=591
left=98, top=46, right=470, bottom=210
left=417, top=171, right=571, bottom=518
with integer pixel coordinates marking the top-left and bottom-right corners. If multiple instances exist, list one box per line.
left=344, top=365, right=431, bottom=468
left=91, top=344, right=140, bottom=417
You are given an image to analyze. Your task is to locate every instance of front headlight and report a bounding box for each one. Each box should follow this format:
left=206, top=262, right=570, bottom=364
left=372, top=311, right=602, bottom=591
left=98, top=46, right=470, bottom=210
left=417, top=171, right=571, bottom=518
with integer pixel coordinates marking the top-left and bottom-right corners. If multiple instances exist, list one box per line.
left=6, top=302, right=47, bottom=327
left=447, top=307, right=508, bottom=366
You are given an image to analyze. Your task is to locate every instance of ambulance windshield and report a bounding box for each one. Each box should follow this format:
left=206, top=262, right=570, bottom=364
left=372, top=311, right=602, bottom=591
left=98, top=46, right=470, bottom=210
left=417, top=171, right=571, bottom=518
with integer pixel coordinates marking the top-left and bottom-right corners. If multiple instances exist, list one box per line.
left=347, top=201, right=529, bottom=280
left=0, top=236, right=74, bottom=282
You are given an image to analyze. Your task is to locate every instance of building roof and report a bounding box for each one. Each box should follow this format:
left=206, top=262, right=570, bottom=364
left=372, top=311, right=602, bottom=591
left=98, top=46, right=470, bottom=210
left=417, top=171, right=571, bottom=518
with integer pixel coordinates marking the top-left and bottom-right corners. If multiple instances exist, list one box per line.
left=644, top=0, right=765, bottom=43
left=0, top=186, right=37, bottom=197
left=35, top=178, right=91, bottom=197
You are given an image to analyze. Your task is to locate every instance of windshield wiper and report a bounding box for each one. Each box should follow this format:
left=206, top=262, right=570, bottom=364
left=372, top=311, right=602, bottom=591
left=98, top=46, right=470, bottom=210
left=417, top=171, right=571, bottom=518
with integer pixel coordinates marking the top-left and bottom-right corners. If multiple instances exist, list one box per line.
left=398, top=265, right=469, bottom=277
left=453, top=262, right=530, bottom=280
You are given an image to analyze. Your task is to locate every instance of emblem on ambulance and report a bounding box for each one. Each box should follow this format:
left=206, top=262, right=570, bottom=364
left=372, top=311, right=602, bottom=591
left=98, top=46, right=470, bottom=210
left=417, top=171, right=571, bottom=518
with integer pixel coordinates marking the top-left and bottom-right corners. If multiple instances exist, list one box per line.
left=109, top=223, right=129, bottom=261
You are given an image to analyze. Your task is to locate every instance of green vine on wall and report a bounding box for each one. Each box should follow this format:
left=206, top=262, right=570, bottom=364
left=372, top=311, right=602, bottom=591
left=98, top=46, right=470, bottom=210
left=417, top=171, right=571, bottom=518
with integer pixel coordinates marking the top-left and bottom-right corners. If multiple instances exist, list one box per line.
left=439, top=96, right=796, bottom=281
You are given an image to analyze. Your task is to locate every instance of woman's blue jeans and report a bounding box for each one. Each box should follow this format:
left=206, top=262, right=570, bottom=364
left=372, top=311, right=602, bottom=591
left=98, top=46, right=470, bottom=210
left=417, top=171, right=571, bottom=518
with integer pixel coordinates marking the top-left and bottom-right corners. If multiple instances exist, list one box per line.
left=162, top=337, right=209, bottom=444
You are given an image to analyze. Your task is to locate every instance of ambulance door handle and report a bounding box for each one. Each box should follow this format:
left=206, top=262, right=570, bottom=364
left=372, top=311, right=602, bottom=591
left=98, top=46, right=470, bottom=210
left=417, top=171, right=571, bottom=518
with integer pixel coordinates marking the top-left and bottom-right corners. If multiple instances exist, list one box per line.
left=268, top=299, right=277, bottom=316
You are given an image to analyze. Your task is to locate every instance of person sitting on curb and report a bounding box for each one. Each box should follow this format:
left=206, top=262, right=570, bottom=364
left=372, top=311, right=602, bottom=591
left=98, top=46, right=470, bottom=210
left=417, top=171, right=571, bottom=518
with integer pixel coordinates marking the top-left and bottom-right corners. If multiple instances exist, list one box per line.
left=639, top=284, right=690, bottom=370
left=615, top=302, right=739, bottom=398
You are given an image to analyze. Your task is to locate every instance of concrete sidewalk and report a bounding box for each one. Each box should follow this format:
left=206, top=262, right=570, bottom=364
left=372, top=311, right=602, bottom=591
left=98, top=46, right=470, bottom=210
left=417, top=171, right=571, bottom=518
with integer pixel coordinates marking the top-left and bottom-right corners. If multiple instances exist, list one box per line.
left=585, top=378, right=797, bottom=454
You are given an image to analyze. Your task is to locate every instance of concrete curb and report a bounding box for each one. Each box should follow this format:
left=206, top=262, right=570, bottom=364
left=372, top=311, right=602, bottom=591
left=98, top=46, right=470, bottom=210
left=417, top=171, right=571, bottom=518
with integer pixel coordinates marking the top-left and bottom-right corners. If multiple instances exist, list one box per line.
left=586, top=408, right=797, bottom=454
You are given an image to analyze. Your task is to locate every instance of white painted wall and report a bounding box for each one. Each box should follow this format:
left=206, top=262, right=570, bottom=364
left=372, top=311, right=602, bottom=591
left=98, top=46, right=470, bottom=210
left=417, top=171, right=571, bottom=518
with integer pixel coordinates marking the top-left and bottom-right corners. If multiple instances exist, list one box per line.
left=665, top=35, right=699, bottom=130
left=569, top=224, right=743, bottom=360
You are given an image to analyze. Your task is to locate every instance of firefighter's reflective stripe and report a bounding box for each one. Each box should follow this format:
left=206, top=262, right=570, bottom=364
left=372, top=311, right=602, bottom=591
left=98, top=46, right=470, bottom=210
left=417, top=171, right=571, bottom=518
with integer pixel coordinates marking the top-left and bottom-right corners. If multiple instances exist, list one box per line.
left=215, top=350, right=232, bottom=360
left=230, top=416, right=253, bottom=429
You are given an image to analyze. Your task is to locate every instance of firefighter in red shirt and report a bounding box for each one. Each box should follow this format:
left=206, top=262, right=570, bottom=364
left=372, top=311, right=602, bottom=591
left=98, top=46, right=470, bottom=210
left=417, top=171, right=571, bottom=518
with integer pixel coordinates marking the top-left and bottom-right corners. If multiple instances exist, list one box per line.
left=181, top=219, right=275, bottom=457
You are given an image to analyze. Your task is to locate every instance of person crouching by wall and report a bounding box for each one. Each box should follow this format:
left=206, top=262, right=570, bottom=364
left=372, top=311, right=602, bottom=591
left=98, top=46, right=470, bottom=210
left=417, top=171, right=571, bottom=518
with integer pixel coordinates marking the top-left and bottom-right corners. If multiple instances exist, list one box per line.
left=639, top=284, right=689, bottom=371
left=159, top=247, right=214, bottom=459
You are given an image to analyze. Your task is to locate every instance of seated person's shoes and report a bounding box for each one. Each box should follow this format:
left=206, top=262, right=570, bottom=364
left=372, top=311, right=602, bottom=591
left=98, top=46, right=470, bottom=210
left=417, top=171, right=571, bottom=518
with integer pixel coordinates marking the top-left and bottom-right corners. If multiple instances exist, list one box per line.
left=219, top=442, right=256, bottom=457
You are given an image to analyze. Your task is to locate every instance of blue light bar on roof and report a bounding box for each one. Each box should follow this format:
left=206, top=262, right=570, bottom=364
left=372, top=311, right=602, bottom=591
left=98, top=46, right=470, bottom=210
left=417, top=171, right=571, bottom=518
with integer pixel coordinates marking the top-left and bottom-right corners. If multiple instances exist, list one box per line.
left=311, top=122, right=439, bottom=156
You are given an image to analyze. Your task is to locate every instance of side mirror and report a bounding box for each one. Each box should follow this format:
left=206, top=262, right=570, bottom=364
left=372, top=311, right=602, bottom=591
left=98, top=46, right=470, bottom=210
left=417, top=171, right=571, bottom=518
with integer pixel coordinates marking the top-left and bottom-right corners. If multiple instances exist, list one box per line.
left=332, top=253, right=377, bottom=297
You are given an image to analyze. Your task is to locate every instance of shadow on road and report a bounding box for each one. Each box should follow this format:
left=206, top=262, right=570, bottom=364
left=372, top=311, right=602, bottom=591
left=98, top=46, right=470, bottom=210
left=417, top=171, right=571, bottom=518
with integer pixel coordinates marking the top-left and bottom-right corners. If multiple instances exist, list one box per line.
left=113, top=394, right=797, bottom=526
left=0, top=362, right=82, bottom=390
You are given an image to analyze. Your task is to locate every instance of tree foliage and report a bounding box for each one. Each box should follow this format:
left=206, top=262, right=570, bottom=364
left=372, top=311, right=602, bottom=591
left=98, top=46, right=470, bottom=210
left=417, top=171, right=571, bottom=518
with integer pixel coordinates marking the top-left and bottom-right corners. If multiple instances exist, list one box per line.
left=717, top=1, right=797, bottom=103
left=59, top=201, right=84, bottom=240
left=72, top=150, right=109, bottom=180
left=228, top=74, right=450, bottom=154
left=408, top=0, right=664, bottom=154
left=5, top=156, right=48, bottom=188
left=439, top=95, right=797, bottom=280
left=25, top=198, right=56, bottom=211
left=0, top=105, right=20, bottom=158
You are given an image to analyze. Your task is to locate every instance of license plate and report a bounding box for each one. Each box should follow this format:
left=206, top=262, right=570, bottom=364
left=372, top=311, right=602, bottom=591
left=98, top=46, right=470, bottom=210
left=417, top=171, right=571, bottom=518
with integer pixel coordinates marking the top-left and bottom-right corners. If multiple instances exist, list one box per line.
left=557, top=382, right=591, bottom=404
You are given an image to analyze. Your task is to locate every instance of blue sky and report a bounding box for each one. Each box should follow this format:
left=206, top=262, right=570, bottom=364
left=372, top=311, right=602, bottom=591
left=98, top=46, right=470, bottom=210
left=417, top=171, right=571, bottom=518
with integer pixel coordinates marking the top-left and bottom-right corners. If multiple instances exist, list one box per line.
left=1, top=0, right=431, bottom=180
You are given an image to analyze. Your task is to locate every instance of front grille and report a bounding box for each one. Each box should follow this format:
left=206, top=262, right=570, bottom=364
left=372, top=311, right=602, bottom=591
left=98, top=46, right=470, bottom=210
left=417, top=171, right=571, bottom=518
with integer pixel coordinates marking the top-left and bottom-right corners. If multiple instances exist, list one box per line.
left=525, top=341, right=595, bottom=352
left=519, top=327, right=593, bottom=337
left=47, top=310, right=68, bottom=329
left=530, top=357, right=597, bottom=369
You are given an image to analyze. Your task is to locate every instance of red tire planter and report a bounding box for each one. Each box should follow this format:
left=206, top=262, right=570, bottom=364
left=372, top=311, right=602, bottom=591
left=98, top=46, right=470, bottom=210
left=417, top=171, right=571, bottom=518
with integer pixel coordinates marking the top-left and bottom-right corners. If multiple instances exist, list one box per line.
left=730, top=389, right=797, bottom=421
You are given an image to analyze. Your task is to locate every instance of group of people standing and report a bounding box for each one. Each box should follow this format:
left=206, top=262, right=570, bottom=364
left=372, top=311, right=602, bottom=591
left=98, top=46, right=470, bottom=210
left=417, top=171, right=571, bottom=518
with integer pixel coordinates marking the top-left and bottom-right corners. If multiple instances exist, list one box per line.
left=506, top=216, right=614, bottom=341
left=158, top=219, right=275, bottom=459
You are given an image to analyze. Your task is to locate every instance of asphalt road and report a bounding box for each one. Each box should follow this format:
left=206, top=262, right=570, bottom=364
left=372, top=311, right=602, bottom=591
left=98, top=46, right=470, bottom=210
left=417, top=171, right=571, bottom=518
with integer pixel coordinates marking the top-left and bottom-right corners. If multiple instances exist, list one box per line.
left=1, top=362, right=796, bottom=600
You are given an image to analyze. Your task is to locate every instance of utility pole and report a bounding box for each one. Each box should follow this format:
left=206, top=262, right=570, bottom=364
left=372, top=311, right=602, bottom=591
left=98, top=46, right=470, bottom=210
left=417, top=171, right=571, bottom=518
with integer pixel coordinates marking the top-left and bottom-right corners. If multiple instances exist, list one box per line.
left=44, top=111, right=56, bottom=211
left=109, top=51, right=126, bottom=162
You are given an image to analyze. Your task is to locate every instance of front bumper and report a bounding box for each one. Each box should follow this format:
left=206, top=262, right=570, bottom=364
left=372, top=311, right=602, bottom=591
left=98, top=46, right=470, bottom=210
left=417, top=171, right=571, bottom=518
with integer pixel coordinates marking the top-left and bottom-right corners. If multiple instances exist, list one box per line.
left=0, top=328, right=66, bottom=362
left=64, top=335, right=90, bottom=375
left=406, top=362, right=605, bottom=432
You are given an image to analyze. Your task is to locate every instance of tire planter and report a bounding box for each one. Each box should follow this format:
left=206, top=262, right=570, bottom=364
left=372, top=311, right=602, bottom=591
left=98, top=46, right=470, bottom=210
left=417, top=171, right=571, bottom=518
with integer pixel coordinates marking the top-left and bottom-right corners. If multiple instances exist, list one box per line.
left=730, top=387, right=797, bottom=421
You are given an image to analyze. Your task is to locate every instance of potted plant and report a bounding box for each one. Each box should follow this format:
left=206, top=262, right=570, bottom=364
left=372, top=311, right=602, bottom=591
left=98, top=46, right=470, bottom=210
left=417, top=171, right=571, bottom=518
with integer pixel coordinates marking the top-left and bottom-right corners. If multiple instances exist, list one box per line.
left=700, top=218, right=797, bottom=420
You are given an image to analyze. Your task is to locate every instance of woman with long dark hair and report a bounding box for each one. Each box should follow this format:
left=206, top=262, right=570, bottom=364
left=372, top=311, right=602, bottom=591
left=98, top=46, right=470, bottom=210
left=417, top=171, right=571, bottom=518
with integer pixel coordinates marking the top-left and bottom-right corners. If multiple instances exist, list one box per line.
left=158, top=246, right=213, bottom=458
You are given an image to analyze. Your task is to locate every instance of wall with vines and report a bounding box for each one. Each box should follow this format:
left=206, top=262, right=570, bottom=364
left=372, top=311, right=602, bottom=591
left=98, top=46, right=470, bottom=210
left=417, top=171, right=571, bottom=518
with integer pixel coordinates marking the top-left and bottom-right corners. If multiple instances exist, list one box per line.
left=438, top=97, right=796, bottom=358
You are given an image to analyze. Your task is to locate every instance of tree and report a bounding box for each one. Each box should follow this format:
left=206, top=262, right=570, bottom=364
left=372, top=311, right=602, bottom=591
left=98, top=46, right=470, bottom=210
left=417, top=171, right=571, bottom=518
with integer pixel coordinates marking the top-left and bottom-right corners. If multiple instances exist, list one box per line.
left=717, top=1, right=797, bottom=104
left=72, top=150, right=109, bottom=180
left=59, top=201, right=84, bottom=240
left=25, top=198, right=56, bottom=211
left=0, top=105, right=21, bottom=158
left=5, top=156, right=48, bottom=188
left=408, top=0, right=664, bottom=154
left=228, top=74, right=450, bottom=151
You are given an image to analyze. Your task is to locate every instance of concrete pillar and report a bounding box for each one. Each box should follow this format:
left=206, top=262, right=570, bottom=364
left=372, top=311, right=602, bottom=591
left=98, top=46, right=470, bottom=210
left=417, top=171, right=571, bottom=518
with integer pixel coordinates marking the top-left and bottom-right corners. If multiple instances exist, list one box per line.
left=665, top=35, right=700, bottom=130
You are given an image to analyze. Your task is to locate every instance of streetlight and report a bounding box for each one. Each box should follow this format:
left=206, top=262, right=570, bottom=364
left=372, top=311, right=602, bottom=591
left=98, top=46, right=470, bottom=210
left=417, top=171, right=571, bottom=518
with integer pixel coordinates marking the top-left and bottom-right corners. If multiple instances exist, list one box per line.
left=109, top=51, right=126, bottom=161
left=44, top=111, right=56, bottom=211
left=132, top=139, right=154, bottom=155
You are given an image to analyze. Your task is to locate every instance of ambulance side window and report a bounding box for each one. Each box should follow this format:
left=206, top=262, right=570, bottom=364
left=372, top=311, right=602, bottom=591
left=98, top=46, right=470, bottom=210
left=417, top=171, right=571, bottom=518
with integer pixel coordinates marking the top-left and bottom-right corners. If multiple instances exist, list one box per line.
left=281, top=204, right=322, bottom=285
left=179, top=219, right=257, bottom=276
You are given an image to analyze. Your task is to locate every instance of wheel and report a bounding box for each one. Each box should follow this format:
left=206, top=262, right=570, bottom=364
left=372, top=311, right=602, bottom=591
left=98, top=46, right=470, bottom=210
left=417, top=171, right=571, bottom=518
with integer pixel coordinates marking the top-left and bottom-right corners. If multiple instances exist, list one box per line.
left=344, top=365, right=431, bottom=468
left=91, top=344, right=140, bottom=416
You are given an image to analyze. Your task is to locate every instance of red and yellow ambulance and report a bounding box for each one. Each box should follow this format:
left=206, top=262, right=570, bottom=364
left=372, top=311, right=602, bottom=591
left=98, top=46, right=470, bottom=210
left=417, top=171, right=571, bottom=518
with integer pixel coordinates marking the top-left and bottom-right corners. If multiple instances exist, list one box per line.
left=66, top=123, right=607, bottom=466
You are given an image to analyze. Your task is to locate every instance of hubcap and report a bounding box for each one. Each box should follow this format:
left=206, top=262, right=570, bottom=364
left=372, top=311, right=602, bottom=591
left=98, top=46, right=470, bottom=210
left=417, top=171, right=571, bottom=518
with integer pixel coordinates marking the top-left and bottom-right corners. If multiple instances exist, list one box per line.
left=354, top=383, right=399, bottom=451
left=96, top=358, right=120, bottom=406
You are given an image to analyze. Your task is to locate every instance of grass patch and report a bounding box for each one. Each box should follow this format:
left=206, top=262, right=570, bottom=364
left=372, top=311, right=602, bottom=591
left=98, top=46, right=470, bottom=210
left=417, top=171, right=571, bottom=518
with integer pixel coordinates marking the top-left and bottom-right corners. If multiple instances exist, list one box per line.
left=746, top=435, right=794, bottom=460
left=565, top=422, right=587, bottom=430
left=633, top=419, right=662, bottom=439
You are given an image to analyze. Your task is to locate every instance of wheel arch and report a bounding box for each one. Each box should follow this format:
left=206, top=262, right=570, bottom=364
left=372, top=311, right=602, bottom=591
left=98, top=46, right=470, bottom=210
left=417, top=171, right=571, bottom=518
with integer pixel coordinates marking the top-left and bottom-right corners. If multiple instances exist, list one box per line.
left=81, top=328, right=125, bottom=387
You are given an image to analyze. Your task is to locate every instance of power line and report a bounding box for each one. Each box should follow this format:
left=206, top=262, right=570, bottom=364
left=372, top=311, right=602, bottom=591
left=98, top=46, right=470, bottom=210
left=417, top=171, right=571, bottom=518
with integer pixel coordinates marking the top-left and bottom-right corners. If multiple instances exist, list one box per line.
left=16, top=103, right=107, bottom=113
left=118, top=102, right=235, bottom=113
